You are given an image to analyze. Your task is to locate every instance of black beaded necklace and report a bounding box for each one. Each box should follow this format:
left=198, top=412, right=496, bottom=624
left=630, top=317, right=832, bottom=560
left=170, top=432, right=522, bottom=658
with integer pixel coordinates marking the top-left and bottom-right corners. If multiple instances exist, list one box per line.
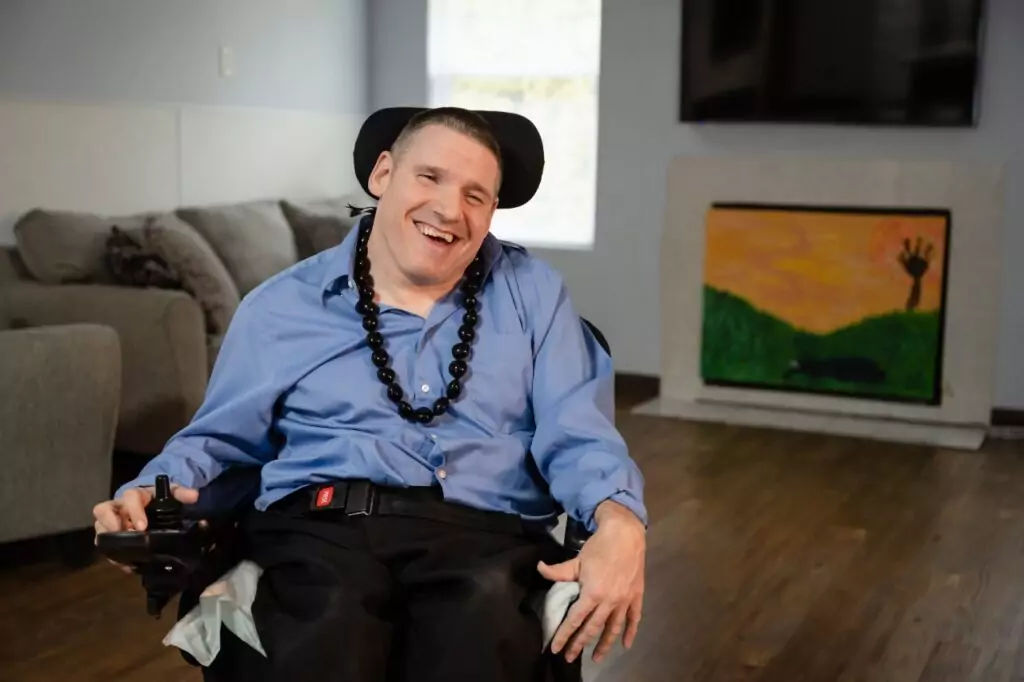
left=352, top=210, right=484, bottom=425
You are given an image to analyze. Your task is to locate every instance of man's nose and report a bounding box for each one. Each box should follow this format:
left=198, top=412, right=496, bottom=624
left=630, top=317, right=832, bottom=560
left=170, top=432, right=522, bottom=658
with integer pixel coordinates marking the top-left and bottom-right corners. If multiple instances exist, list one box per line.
left=433, top=185, right=461, bottom=222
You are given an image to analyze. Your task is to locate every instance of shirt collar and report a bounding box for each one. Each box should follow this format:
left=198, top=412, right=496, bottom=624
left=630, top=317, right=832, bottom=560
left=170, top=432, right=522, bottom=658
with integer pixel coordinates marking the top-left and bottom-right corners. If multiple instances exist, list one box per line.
left=320, top=215, right=506, bottom=303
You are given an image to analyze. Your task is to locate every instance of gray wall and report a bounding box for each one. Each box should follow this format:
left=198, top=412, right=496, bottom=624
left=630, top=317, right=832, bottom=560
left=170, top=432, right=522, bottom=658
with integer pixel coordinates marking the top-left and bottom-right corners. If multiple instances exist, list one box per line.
left=370, top=0, right=1024, bottom=409
left=0, top=0, right=368, bottom=113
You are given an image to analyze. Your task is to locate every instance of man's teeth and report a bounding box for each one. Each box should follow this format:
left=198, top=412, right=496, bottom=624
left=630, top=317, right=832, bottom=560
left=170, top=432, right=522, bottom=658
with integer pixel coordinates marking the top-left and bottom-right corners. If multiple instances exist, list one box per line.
left=418, top=223, right=455, bottom=243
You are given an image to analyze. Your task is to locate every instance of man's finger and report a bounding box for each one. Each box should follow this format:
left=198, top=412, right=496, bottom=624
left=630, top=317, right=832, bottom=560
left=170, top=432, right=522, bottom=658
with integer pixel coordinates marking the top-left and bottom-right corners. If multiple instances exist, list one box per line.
left=120, top=489, right=149, bottom=531
left=550, top=594, right=597, bottom=655
left=537, top=558, right=580, bottom=583
left=592, top=606, right=627, bottom=663
left=92, top=502, right=122, bottom=533
left=172, top=485, right=200, bottom=505
left=623, top=598, right=643, bottom=649
left=566, top=603, right=614, bottom=663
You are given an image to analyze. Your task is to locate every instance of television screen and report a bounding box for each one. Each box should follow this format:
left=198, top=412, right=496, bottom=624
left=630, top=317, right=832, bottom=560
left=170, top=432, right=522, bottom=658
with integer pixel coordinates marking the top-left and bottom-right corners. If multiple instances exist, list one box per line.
left=679, top=0, right=986, bottom=126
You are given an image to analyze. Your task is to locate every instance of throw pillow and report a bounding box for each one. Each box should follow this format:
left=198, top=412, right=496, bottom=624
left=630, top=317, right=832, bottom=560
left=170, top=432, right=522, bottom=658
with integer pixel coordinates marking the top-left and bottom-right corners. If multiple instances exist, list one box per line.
left=176, top=200, right=297, bottom=295
left=13, top=208, right=150, bottom=284
left=105, top=223, right=183, bottom=290
left=144, top=215, right=241, bottom=337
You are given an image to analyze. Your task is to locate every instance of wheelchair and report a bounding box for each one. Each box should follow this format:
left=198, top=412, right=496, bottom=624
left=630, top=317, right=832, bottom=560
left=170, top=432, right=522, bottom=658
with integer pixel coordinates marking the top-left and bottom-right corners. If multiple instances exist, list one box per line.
left=103, top=319, right=612, bottom=680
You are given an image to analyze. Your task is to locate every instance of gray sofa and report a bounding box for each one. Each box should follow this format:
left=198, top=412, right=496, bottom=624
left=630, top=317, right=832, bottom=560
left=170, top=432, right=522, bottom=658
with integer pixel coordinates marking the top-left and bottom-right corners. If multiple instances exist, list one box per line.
left=0, top=321, right=121, bottom=546
left=0, top=193, right=366, bottom=456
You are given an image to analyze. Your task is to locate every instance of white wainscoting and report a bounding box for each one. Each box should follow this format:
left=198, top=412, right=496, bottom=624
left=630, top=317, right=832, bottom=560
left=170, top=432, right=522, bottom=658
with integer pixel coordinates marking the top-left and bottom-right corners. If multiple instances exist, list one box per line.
left=0, top=98, right=364, bottom=244
left=636, top=156, right=1005, bottom=449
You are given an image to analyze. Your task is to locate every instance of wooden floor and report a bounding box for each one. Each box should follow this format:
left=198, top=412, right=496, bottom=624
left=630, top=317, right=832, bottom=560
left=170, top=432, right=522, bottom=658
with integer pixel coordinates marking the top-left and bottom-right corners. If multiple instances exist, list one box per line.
left=4, top=403, right=1024, bottom=681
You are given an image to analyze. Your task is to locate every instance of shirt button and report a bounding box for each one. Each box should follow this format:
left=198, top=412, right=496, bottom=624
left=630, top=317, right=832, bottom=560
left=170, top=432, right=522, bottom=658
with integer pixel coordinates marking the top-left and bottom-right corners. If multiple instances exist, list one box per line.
left=421, top=383, right=430, bottom=393
left=436, top=468, right=447, bottom=480
left=430, top=434, right=437, bottom=441
left=348, top=278, right=355, bottom=290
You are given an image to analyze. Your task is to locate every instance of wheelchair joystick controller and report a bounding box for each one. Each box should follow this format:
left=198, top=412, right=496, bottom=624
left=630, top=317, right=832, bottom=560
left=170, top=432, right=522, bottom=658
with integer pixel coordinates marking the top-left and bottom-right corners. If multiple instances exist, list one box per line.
left=149, top=475, right=184, bottom=530
left=96, top=474, right=209, bottom=618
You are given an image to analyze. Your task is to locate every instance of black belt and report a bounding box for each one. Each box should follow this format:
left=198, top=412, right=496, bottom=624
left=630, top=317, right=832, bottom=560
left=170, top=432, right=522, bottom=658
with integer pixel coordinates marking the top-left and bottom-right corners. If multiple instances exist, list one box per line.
left=272, top=479, right=544, bottom=537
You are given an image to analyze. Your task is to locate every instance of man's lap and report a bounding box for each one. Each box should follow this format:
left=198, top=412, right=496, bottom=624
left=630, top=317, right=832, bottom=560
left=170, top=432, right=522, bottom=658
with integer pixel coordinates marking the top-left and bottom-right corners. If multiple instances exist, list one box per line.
left=210, top=501, right=577, bottom=682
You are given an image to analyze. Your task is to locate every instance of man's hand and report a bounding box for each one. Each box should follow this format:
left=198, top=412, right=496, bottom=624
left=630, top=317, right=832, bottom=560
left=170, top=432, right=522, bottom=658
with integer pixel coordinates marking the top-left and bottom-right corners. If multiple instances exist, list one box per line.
left=538, top=500, right=646, bottom=664
left=92, top=484, right=199, bottom=571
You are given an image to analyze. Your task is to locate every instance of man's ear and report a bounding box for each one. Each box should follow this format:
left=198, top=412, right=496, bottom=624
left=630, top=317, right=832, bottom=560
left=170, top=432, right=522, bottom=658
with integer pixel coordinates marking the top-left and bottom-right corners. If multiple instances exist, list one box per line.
left=368, top=151, right=395, bottom=197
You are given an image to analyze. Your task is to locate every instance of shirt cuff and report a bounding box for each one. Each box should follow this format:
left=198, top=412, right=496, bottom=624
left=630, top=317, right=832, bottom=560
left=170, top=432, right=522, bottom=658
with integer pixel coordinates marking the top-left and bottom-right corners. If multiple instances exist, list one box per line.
left=574, top=485, right=648, bottom=533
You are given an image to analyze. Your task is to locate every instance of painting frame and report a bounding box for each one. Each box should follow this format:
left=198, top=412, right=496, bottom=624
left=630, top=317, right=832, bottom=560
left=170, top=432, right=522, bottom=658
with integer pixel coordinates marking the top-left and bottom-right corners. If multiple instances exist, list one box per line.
left=699, top=201, right=952, bottom=406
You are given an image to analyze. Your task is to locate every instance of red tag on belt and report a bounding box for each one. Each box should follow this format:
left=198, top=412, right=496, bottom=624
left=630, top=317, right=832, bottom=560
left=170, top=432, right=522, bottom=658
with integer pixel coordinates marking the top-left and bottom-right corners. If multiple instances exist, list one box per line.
left=315, top=486, right=334, bottom=508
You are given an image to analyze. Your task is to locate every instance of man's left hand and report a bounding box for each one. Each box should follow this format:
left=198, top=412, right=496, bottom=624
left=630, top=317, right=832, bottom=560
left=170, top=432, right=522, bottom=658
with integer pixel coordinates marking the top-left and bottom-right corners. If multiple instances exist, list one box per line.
left=538, top=500, right=646, bottom=664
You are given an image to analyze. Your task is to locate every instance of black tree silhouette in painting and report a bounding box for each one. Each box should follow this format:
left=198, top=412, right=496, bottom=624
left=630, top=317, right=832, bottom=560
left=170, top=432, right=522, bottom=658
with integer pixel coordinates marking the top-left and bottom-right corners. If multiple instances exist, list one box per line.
left=898, top=237, right=933, bottom=312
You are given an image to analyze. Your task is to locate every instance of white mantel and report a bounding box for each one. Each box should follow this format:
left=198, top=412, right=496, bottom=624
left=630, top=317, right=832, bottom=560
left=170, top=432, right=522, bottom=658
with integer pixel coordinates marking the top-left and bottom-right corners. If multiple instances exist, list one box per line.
left=635, top=156, right=1005, bottom=449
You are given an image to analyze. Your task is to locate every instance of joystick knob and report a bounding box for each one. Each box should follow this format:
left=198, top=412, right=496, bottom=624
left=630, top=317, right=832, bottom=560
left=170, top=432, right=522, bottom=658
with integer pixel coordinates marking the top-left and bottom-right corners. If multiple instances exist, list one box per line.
left=148, top=474, right=184, bottom=530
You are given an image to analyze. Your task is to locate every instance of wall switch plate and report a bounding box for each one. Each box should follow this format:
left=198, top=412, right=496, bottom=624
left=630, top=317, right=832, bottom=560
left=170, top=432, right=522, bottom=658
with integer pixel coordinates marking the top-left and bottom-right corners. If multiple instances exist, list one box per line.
left=219, top=46, right=235, bottom=77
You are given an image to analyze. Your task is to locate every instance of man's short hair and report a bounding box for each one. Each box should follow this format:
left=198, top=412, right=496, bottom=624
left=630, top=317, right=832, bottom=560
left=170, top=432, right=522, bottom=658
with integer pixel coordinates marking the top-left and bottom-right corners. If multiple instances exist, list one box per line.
left=391, top=107, right=504, bottom=188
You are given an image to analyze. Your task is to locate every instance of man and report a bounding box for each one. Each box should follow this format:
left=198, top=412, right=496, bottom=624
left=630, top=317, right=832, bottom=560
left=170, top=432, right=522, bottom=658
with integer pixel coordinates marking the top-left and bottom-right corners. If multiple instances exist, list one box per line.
left=93, top=106, right=647, bottom=682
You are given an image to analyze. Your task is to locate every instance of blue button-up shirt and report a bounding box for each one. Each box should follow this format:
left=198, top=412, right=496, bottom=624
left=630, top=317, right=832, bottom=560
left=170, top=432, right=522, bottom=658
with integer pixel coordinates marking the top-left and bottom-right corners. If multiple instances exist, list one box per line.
left=117, top=217, right=646, bottom=531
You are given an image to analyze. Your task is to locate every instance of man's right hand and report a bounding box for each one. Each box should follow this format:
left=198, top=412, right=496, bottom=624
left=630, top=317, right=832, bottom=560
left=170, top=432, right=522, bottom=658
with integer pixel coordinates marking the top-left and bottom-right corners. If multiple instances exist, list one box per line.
left=92, top=484, right=199, bottom=571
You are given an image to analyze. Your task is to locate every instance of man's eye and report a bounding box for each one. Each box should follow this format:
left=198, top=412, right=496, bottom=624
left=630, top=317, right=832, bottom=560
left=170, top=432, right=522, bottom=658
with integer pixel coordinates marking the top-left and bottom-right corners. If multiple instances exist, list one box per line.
left=467, top=195, right=483, bottom=205
left=419, top=173, right=437, bottom=182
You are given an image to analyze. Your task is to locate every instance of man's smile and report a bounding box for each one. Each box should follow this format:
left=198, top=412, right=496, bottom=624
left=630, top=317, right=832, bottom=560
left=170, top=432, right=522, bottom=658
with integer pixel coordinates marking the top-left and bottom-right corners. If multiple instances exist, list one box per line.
left=414, top=220, right=460, bottom=245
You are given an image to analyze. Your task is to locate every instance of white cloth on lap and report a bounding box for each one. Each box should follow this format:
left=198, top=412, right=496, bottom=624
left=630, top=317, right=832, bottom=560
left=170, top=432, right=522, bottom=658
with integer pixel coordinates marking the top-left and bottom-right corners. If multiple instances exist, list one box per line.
left=164, top=560, right=580, bottom=666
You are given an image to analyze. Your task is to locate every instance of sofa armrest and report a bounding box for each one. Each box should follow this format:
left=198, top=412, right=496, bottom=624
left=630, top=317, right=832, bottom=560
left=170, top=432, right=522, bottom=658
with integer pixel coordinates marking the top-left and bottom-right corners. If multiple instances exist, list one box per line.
left=0, top=283, right=208, bottom=455
left=0, top=324, right=121, bottom=543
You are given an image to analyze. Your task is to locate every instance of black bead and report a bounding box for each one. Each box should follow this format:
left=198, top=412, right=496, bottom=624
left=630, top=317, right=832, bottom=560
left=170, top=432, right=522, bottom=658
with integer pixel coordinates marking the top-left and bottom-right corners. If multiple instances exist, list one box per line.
left=371, top=349, right=389, bottom=367
left=452, top=342, right=470, bottom=360
left=446, top=380, right=461, bottom=399
left=462, top=310, right=478, bottom=326
left=398, top=401, right=414, bottom=419
left=415, top=407, right=434, bottom=424
left=355, top=300, right=379, bottom=316
left=367, top=331, right=384, bottom=349
left=449, top=359, right=467, bottom=378
left=356, top=272, right=374, bottom=288
left=358, top=288, right=374, bottom=305
left=377, top=367, right=395, bottom=384
left=362, top=315, right=379, bottom=332
left=458, top=325, right=475, bottom=343
left=462, top=294, right=478, bottom=310
left=387, top=383, right=403, bottom=403
left=355, top=242, right=368, bottom=257
left=355, top=256, right=369, bottom=273
left=466, top=263, right=484, bottom=280
left=433, top=397, right=450, bottom=415
left=461, top=279, right=480, bottom=294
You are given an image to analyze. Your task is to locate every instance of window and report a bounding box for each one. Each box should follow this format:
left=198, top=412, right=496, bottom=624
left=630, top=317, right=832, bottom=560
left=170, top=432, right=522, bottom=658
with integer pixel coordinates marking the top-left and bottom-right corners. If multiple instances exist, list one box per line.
left=427, top=0, right=602, bottom=249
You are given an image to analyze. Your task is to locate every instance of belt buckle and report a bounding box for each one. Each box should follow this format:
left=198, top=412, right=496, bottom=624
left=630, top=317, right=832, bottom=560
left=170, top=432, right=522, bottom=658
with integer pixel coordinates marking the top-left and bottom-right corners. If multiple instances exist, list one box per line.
left=344, top=481, right=376, bottom=516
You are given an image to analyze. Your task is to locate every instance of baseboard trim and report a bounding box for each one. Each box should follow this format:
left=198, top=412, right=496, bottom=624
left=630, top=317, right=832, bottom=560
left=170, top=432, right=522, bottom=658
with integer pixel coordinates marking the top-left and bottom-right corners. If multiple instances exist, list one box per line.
left=614, top=373, right=660, bottom=409
left=991, top=409, right=1024, bottom=427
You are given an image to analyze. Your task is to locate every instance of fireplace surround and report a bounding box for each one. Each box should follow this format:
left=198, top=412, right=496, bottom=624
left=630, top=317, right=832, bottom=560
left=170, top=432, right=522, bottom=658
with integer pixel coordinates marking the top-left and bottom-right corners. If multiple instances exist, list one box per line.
left=635, top=157, right=1005, bottom=449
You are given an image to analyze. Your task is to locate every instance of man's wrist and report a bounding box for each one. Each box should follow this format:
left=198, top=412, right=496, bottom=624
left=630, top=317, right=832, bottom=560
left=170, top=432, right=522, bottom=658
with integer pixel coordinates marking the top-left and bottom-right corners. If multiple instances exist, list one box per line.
left=594, top=499, right=646, bottom=531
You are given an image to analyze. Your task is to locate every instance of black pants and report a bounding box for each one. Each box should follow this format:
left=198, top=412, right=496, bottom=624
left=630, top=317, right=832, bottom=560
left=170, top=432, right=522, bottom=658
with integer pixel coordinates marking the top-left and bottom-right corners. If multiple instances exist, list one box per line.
left=204, top=497, right=582, bottom=682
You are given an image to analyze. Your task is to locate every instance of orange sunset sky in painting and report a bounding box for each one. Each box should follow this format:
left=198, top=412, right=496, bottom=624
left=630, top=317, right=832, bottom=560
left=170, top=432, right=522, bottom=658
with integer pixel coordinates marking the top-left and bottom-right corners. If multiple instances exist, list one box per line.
left=703, top=207, right=948, bottom=334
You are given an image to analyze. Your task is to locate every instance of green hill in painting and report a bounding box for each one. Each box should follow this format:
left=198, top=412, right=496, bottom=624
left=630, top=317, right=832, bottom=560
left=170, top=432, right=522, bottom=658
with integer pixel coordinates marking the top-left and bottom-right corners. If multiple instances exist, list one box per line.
left=700, top=286, right=943, bottom=403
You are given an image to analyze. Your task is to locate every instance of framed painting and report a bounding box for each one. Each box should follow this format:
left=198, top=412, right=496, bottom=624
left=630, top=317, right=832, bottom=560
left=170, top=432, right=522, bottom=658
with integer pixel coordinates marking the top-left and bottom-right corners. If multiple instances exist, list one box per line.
left=700, top=203, right=951, bottom=405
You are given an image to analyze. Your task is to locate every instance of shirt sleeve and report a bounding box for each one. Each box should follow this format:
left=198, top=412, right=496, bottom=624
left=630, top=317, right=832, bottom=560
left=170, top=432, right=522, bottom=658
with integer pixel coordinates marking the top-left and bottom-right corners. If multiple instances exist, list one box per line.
left=113, top=294, right=281, bottom=498
left=526, top=267, right=648, bottom=533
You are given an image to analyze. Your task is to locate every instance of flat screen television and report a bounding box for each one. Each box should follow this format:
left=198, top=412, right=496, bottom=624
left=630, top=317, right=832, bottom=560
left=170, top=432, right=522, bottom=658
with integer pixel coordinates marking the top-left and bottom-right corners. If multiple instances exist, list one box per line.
left=679, top=0, right=987, bottom=126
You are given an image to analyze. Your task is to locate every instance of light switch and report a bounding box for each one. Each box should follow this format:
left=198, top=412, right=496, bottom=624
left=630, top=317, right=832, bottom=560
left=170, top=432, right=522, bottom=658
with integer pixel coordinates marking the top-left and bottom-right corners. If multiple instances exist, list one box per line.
left=219, top=46, right=235, bottom=78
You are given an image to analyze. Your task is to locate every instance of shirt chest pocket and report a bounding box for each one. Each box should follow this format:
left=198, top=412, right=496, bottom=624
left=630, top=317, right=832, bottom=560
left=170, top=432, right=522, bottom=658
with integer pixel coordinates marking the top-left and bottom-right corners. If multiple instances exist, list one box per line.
left=456, top=332, right=534, bottom=434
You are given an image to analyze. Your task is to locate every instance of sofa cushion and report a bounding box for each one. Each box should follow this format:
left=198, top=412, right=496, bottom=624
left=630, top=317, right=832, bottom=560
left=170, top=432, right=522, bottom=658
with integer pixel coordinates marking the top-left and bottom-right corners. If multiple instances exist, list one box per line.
left=13, top=208, right=151, bottom=284
left=177, top=200, right=297, bottom=295
left=280, top=198, right=363, bottom=260
left=144, top=215, right=241, bottom=337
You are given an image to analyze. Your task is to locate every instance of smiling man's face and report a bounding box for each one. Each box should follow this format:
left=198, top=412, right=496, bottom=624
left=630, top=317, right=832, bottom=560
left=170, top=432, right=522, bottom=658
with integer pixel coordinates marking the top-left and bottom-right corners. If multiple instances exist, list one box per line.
left=367, top=122, right=500, bottom=290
